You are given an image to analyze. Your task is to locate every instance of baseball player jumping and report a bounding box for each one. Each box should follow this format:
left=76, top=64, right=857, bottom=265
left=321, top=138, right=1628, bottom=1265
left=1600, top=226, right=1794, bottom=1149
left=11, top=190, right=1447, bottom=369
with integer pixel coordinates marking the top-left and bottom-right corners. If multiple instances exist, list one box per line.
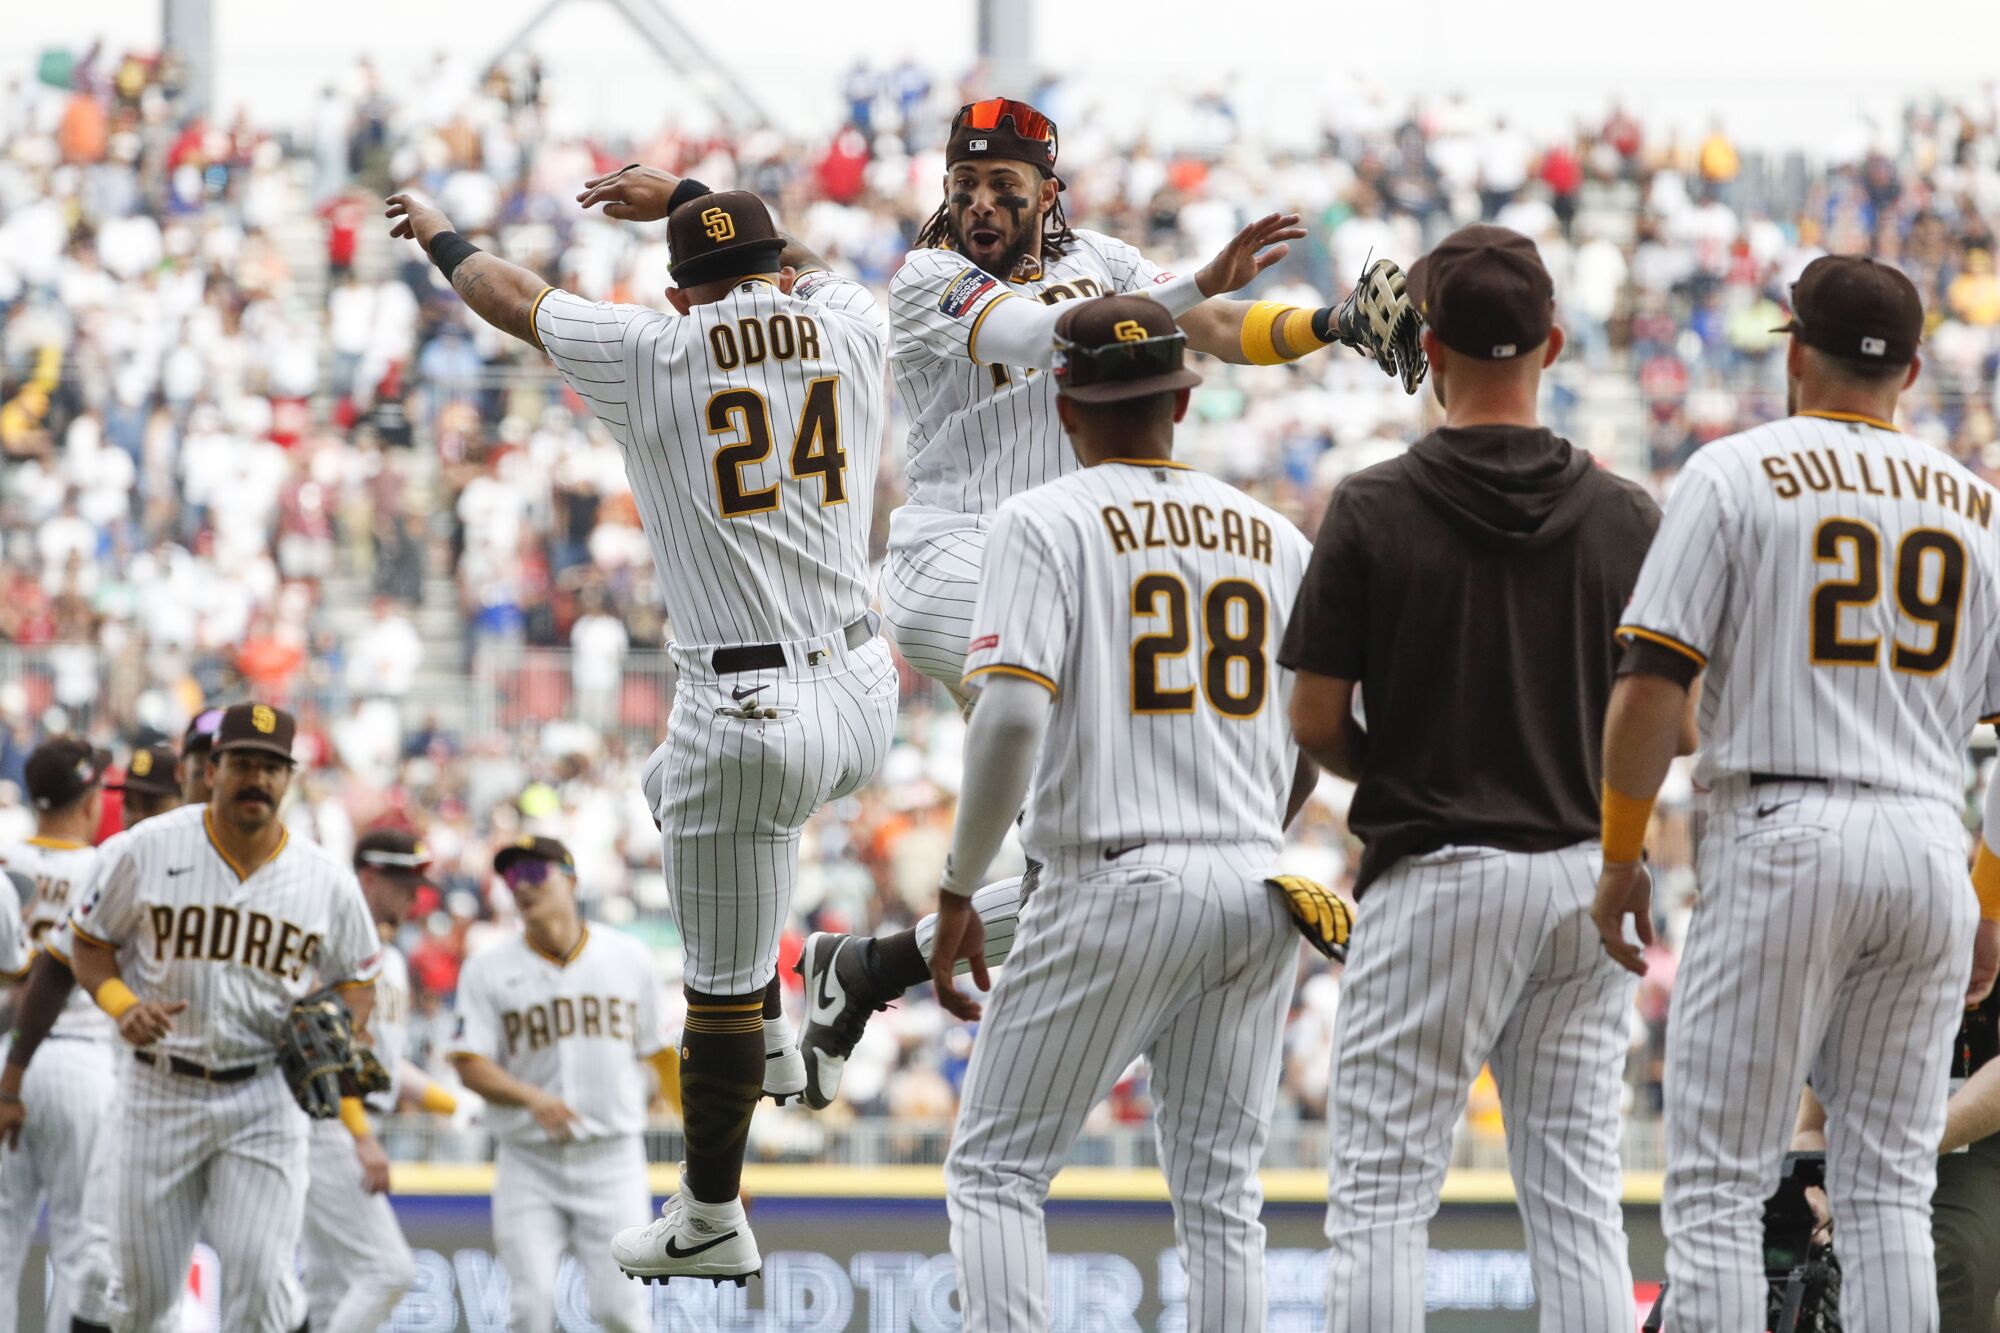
left=297, top=828, right=443, bottom=1333
left=797, top=94, right=1421, bottom=1111
left=0, top=740, right=182, bottom=1333
left=390, top=173, right=892, bottom=1282
left=63, top=703, right=382, bottom=1333
left=929, top=295, right=1341, bottom=1332
left=1285, top=226, right=1667, bottom=1332
left=0, top=739, right=116, bottom=1333
left=447, top=836, right=670, bottom=1332
left=1596, top=256, right=2000, bottom=1331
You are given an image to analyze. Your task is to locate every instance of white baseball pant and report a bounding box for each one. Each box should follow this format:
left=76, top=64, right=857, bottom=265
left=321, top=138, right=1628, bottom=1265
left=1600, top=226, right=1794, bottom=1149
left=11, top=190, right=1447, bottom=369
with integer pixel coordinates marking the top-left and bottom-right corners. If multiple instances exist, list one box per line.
left=1663, top=779, right=1975, bottom=1333
left=880, top=528, right=985, bottom=692
left=946, top=842, right=1297, bottom=1333
left=1324, top=841, right=1637, bottom=1333
left=300, top=1117, right=416, bottom=1333
left=116, top=1058, right=308, bottom=1333
left=0, top=1035, right=119, bottom=1332
left=492, top=1135, right=650, bottom=1333
left=660, top=623, right=897, bottom=994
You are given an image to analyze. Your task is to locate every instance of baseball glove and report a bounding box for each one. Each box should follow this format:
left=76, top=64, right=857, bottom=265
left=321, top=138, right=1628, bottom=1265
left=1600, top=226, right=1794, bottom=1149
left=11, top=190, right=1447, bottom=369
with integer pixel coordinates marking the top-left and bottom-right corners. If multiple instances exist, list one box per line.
left=1267, top=874, right=1355, bottom=963
left=1332, top=257, right=1427, bottom=395
left=279, top=987, right=363, bottom=1120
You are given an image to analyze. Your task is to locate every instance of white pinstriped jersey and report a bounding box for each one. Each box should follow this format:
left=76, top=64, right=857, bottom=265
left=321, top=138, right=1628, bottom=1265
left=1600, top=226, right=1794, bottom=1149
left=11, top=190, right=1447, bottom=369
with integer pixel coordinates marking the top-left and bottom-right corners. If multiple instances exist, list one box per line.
left=963, top=461, right=1313, bottom=853
left=1621, top=412, right=2000, bottom=802
left=887, top=233, right=1175, bottom=548
left=67, top=803, right=381, bottom=1066
left=0, top=868, right=23, bottom=980
left=363, top=943, right=409, bottom=1113
left=0, top=836, right=110, bottom=1038
left=445, top=926, right=665, bottom=1143
left=532, top=272, right=884, bottom=649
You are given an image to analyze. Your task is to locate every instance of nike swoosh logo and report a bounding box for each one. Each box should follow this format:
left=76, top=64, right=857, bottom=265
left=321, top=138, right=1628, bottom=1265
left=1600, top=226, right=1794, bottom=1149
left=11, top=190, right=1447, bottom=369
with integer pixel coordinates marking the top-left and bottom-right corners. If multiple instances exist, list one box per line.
left=1756, top=800, right=1800, bottom=818
left=731, top=685, right=764, bottom=702
left=166, top=866, right=193, bottom=877
left=814, top=945, right=839, bottom=1014
left=662, top=1231, right=738, bottom=1259
left=1104, top=843, right=1144, bottom=861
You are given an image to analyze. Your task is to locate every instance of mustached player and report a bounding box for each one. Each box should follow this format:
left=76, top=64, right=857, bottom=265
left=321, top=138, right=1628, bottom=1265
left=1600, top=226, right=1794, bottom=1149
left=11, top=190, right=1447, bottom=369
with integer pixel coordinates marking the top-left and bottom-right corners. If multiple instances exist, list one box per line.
left=797, top=95, right=1421, bottom=1110
left=65, top=703, right=382, bottom=1333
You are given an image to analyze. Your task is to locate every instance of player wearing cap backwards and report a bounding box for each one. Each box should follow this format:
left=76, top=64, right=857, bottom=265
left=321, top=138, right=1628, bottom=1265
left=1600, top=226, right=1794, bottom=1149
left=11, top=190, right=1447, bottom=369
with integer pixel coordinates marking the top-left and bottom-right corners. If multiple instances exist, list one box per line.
left=64, top=703, right=382, bottom=1333
left=795, top=95, right=1422, bottom=1112
left=0, top=740, right=183, bottom=1332
left=297, top=829, right=448, bottom=1333
left=0, top=739, right=120, bottom=1332
left=449, top=836, right=671, bottom=1328
left=1596, top=256, right=2000, bottom=1330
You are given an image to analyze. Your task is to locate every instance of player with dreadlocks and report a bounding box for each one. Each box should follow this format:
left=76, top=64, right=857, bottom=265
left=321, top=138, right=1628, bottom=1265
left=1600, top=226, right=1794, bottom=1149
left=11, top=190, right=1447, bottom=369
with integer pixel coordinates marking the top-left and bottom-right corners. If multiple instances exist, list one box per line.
left=794, top=96, right=1422, bottom=1111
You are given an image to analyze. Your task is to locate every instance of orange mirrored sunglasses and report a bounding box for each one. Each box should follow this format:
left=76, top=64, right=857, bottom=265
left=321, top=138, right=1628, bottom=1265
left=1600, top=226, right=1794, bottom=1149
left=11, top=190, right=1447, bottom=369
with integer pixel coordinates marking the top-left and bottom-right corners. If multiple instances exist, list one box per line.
left=955, top=98, right=1057, bottom=147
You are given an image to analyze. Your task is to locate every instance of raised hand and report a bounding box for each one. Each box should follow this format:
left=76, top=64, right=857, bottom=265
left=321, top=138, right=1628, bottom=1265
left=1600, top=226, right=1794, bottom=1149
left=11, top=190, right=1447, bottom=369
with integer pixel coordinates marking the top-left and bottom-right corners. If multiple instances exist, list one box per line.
left=577, top=165, right=685, bottom=223
left=1195, top=212, right=1308, bottom=299
left=384, top=194, right=454, bottom=252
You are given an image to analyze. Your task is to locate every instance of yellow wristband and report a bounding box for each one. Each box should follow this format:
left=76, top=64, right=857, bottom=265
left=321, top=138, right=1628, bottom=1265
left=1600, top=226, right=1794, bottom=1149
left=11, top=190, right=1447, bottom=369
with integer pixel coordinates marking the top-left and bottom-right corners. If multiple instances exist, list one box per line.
left=1601, top=782, right=1657, bottom=863
left=95, top=978, right=139, bottom=1021
left=1239, top=301, right=1294, bottom=365
left=1974, top=844, right=2000, bottom=922
left=339, top=1096, right=372, bottom=1138
left=419, top=1084, right=459, bottom=1116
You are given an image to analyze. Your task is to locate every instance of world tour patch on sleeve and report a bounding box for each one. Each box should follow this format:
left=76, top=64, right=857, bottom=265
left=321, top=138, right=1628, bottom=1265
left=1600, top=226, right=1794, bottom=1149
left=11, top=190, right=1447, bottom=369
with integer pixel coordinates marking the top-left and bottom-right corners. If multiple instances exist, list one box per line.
left=939, top=269, right=998, bottom=319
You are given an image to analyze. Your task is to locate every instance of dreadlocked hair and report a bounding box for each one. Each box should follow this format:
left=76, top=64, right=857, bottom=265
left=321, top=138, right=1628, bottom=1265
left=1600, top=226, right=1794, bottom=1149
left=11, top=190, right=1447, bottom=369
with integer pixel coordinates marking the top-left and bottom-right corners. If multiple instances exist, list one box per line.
left=916, top=175, right=1078, bottom=260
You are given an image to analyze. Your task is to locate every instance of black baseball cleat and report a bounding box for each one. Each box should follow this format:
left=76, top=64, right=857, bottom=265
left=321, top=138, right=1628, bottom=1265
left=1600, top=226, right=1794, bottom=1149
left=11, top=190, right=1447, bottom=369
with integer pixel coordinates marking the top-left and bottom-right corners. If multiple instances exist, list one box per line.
left=795, top=932, right=892, bottom=1110
left=613, top=1190, right=761, bottom=1286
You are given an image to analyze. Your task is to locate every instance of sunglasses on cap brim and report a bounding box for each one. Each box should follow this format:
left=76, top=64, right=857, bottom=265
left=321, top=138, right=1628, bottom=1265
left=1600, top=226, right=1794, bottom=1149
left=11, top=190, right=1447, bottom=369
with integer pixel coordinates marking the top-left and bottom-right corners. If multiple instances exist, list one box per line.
left=955, top=98, right=1057, bottom=149
left=502, top=859, right=556, bottom=887
left=1053, top=330, right=1188, bottom=389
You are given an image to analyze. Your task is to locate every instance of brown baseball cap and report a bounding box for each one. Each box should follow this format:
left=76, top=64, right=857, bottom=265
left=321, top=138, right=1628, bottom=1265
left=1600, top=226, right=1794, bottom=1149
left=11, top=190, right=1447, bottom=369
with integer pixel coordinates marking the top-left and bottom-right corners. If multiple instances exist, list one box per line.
left=1407, top=224, right=1556, bottom=360
left=1051, top=296, right=1202, bottom=404
left=182, top=706, right=224, bottom=757
left=109, top=744, right=179, bottom=796
left=356, top=828, right=434, bottom=885
left=494, top=834, right=575, bottom=877
left=209, top=702, right=297, bottom=764
left=25, top=737, right=104, bottom=812
left=667, top=190, right=784, bottom=288
left=1773, top=254, right=1923, bottom=366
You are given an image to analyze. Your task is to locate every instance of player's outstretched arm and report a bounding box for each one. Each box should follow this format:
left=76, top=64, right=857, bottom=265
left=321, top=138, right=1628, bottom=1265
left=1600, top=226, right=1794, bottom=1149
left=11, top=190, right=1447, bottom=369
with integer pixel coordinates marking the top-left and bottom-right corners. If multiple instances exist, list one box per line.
left=385, top=194, right=547, bottom=347
left=0, top=952, right=82, bottom=1147
left=448, top=1051, right=582, bottom=1142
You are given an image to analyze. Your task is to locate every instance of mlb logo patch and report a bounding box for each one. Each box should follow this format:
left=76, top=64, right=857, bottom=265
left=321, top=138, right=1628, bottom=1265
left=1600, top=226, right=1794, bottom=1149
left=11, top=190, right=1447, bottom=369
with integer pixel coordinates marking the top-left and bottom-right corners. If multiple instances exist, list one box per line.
left=939, top=269, right=998, bottom=319
left=1860, top=336, right=1887, bottom=357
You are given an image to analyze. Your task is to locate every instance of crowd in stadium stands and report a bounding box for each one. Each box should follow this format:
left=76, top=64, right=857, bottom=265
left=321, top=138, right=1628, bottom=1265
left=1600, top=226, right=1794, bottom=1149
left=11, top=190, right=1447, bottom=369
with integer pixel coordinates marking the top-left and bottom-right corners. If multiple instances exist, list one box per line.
left=3, top=41, right=2000, bottom=1137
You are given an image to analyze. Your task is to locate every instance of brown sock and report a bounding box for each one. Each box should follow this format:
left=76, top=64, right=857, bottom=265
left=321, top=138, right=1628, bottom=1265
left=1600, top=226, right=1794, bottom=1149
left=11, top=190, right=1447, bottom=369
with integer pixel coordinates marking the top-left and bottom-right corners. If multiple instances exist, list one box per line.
left=680, top=988, right=765, bottom=1202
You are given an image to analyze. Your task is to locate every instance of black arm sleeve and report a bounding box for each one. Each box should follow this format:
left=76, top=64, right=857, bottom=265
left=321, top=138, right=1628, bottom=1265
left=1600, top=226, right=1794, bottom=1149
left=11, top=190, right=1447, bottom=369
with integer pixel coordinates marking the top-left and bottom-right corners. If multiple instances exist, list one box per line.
left=6, top=951, right=80, bottom=1071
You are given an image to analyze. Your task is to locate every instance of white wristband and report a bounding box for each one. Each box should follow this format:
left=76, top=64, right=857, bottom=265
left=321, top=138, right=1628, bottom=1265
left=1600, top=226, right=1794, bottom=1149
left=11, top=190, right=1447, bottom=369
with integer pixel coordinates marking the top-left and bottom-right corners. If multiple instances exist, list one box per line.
left=1143, top=272, right=1207, bottom=318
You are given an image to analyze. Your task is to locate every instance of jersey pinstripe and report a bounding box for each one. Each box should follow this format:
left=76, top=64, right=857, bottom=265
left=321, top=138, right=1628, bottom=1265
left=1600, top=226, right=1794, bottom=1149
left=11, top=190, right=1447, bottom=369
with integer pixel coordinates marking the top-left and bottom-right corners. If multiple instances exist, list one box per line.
left=364, top=944, right=409, bottom=1113
left=887, top=233, right=1173, bottom=548
left=0, top=837, right=109, bottom=1038
left=65, top=803, right=381, bottom=1066
left=961, top=460, right=1312, bottom=854
left=532, top=272, right=884, bottom=648
left=445, top=926, right=666, bottom=1142
left=1620, top=412, right=2000, bottom=799
left=0, top=868, right=21, bottom=980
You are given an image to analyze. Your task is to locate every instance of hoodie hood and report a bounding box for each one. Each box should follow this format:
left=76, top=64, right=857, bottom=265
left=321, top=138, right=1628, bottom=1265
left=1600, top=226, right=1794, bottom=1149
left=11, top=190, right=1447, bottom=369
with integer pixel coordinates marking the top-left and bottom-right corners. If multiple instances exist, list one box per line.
left=1403, top=425, right=1599, bottom=549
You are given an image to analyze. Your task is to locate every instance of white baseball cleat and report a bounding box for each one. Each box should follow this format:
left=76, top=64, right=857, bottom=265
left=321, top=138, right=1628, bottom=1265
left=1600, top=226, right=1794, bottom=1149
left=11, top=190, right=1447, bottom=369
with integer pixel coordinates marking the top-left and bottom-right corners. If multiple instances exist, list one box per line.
left=795, top=932, right=891, bottom=1110
left=763, top=1015, right=807, bottom=1106
left=614, top=1187, right=761, bottom=1286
